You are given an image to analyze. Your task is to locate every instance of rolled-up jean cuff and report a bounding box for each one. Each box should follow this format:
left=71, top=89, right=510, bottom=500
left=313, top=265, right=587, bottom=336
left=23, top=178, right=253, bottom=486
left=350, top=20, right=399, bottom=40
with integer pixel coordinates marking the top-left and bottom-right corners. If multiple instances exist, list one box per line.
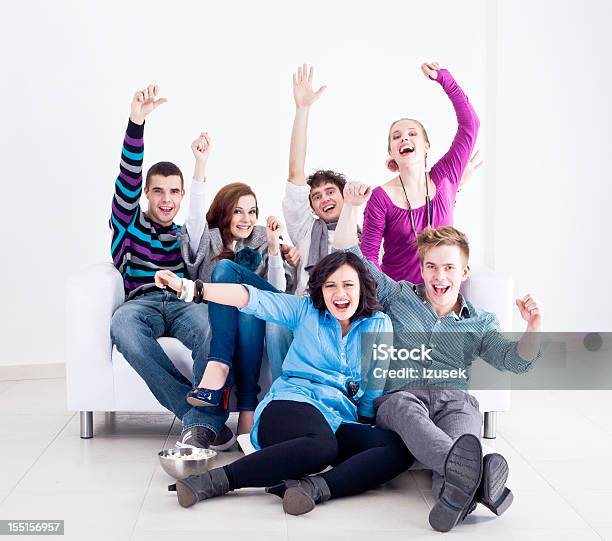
left=205, top=356, right=233, bottom=369
left=236, top=398, right=258, bottom=412
left=180, top=422, right=219, bottom=435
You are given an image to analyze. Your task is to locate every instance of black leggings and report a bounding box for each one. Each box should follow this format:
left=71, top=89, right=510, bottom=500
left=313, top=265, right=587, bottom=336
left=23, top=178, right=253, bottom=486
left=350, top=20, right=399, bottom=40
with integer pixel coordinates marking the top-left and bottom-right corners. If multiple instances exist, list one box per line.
left=223, top=400, right=414, bottom=499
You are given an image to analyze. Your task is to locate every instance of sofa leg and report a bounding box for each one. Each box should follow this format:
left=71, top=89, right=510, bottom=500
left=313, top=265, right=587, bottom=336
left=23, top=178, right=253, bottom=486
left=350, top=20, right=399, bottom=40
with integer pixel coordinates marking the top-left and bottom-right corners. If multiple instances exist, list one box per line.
left=80, top=411, right=93, bottom=439
left=483, top=411, right=497, bottom=439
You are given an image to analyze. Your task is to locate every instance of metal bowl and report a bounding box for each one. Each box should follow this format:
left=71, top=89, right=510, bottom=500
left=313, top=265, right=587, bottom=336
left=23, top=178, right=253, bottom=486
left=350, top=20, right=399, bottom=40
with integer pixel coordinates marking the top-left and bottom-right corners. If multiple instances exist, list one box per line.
left=158, top=447, right=217, bottom=479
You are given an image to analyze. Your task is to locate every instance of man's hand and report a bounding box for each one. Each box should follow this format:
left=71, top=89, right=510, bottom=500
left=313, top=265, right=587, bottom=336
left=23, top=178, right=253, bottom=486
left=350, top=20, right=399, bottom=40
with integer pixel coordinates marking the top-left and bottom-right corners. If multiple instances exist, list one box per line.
left=458, top=150, right=483, bottom=192
left=155, top=270, right=182, bottom=294
left=516, top=294, right=543, bottom=331
left=191, top=132, right=211, bottom=162
left=281, top=244, right=301, bottom=268
left=266, top=216, right=284, bottom=256
left=293, top=64, right=327, bottom=109
left=191, top=132, right=211, bottom=181
left=421, top=62, right=441, bottom=80
left=343, top=181, right=373, bottom=207
left=130, top=84, right=167, bottom=125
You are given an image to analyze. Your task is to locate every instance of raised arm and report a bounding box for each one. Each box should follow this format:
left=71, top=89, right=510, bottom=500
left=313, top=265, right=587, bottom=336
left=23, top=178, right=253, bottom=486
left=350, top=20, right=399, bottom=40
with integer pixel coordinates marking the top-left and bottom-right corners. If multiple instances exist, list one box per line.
left=360, top=189, right=387, bottom=270
left=265, top=215, right=287, bottom=291
left=333, top=182, right=401, bottom=308
left=155, top=270, right=307, bottom=329
left=423, top=63, right=480, bottom=187
left=288, top=64, right=326, bottom=185
left=111, top=85, right=166, bottom=262
left=479, top=295, right=544, bottom=373
left=184, top=132, right=212, bottom=257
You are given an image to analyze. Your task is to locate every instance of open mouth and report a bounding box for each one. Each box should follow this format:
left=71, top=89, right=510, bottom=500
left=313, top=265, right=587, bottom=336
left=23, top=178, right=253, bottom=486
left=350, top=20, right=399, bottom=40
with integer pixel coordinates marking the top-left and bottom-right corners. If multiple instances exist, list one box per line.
left=159, top=206, right=173, bottom=215
left=333, top=299, right=350, bottom=311
left=399, top=144, right=415, bottom=156
left=321, top=203, right=336, bottom=214
left=432, top=284, right=450, bottom=296
left=235, top=224, right=252, bottom=233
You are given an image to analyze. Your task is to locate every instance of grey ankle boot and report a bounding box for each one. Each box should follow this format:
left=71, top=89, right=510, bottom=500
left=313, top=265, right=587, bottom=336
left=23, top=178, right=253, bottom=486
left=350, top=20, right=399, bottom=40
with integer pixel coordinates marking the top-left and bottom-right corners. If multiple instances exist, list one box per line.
left=171, top=468, right=230, bottom=508
left=282, top=475, right=331, bottom=516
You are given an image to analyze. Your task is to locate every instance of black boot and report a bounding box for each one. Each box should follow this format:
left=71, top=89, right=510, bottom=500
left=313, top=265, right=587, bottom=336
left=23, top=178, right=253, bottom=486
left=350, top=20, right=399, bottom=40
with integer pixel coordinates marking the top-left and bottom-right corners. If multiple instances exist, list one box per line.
left=429, top=434, right=483, bottom=532
left=267, top=475, right=331, bottom=515
left=477, top=453, right=514, bottom=515
left=169, top=468, right=230, bottom=508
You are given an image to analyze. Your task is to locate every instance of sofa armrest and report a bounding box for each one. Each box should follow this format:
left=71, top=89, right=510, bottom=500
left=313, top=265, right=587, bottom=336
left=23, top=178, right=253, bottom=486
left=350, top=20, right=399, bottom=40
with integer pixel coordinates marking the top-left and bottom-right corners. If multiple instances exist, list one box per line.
left=65, top=262, right=124, bottom=411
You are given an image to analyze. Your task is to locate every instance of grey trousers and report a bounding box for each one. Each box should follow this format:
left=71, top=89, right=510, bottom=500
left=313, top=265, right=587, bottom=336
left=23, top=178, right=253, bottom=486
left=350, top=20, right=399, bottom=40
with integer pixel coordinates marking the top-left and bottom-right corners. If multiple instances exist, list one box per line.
left=374, top=389, right=483, bottom=498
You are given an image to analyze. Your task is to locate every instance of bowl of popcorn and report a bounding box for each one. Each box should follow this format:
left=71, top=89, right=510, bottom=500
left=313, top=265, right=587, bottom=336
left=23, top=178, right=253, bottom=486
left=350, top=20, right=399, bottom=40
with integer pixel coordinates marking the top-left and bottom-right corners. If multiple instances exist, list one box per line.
left=158, top=447, right=217, bottom=479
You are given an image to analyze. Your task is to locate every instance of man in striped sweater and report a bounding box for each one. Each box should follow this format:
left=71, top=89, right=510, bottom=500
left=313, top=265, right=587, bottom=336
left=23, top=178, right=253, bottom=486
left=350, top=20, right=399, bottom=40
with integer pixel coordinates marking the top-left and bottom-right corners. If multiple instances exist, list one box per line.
left=110, top=85, right=228, bottom=450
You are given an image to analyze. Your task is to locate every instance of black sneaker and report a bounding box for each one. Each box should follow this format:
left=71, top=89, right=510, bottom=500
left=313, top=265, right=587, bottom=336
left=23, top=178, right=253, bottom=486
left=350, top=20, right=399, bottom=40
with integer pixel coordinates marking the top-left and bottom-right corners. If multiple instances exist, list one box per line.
left=175, top=426, right=215, bottom=449
left=209, top=425, right=237, bottom=452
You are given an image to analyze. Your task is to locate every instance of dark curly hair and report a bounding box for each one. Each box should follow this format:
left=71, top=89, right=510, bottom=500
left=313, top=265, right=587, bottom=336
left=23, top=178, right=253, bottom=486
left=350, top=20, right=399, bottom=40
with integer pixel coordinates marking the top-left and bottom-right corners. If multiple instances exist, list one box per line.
left=307, top=169, right=347, bottom=209
left=307, top=252, right=382, bottom=321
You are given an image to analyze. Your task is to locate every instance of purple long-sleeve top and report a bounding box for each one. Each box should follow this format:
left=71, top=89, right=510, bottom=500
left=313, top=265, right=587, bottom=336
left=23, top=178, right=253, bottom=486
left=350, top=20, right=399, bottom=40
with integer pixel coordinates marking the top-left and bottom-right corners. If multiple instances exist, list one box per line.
left=360, top=69, right=479, bottom=284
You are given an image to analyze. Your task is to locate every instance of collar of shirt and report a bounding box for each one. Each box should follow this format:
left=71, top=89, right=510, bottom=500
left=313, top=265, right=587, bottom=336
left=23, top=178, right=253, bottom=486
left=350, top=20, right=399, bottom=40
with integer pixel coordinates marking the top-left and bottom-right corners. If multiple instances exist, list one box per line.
left=413, top=284, right=472, bottom=320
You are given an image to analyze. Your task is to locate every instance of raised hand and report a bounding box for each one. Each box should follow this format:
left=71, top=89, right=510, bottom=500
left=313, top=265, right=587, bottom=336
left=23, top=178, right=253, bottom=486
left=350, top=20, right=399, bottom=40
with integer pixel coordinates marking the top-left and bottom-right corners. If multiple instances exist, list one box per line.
left=343, top=181, right=373, bottom=207
left=281, top=244, right=301, bottom=268
left=266, top=216, right=284, bottom=256
left=191, top=132, right=212, bottom=162
left=130, top=84, right=167, bottom=124
left=516, top=294, right=543, bottom=331
left=155, top=269, right=182, bottom=293
left=293, top=64, right=327, bottom=109
left=458, top=150, right=483, bottom=192
left=421, top=62, right=441, bottom=80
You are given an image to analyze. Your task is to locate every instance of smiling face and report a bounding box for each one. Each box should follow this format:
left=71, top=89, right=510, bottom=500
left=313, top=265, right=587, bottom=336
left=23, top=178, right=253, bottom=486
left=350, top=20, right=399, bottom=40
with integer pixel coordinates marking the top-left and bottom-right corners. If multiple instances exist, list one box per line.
left=230, top=194, right=258, bottom=240
left=309, top=181, right=344, bottom=222
left=387, top=119, right=430, bottom=171
left=420, top=244, right=469, bottom=317
left=321, top=264, right=361, bottom=322
left=144, top=174, right=185, bottom=226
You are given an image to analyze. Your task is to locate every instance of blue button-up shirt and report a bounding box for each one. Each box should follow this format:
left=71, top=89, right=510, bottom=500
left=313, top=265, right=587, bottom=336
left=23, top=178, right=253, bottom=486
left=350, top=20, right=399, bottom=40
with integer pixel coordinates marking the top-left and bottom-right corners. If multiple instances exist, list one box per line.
left=347, top=247, right=540, bottom=391
left=239, top=284, right=393, bottom=450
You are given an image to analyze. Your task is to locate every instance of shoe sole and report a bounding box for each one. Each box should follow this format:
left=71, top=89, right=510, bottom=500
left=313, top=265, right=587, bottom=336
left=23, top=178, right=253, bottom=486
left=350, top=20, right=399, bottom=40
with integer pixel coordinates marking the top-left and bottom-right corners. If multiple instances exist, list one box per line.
left=186, top=396, right=219, bottom=408
left=481, top=453, right=514, bottom=515
left=283, top=486, right=316, bottom=516
left=429, top=434, right=483, bottom=533
left=209, top=431, right=237, bottom=452
left=176, top=480, right=198, bottom=508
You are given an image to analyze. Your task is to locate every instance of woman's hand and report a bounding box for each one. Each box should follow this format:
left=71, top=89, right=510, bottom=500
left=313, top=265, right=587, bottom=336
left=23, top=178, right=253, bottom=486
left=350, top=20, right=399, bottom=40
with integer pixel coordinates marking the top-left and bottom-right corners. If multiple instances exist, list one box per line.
left=421, top=62, right=441, bottom=80
left=191, top=132, right=211, bottom=162
left=155, top=270, right=183, bottom=293
left=293, top=64, right=327, bottom=109
left=266, top=216, right=284, bottom=256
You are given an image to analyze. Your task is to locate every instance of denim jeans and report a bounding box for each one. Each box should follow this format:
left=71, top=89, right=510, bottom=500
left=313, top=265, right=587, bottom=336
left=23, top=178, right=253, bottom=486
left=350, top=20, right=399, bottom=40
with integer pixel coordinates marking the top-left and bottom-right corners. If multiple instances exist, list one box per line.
left=110, top=289, right=228, bottom=434
left=206, top=260, right=280, bottom=411
left=265, top=322, right=294, bottom=382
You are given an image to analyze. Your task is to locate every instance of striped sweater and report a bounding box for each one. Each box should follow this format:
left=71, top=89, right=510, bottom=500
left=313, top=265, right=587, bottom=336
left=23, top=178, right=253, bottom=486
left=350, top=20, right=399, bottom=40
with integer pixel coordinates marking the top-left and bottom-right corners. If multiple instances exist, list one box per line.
left=110, top=119, right=185, bottom=300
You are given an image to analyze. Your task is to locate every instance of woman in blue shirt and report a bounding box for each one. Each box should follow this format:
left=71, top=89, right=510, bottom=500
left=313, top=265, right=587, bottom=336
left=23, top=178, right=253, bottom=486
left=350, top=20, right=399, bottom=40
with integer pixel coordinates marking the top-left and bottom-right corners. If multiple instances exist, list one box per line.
left=155, top=252, right=414, bottom=514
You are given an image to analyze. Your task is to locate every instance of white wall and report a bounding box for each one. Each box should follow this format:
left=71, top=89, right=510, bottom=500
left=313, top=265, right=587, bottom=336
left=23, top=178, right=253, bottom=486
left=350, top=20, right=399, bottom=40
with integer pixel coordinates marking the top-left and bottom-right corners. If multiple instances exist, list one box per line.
left=0, top=0, right=489, bottom=366
left=493, top=0, right=612, bottom=331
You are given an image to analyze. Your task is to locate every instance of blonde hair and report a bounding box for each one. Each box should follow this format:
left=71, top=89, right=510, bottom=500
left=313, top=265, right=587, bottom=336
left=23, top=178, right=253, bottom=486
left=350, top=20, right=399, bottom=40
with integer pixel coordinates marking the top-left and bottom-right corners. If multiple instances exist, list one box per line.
left=417, top=226, right=470, bottom=265
left=387, top=118, right=430, bottom=152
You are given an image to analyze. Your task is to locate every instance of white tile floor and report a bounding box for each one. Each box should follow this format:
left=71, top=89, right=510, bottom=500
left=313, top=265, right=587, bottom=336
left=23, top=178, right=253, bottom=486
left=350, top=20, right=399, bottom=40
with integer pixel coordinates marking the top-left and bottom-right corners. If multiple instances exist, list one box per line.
left=0, top=379, right=610, bottom=540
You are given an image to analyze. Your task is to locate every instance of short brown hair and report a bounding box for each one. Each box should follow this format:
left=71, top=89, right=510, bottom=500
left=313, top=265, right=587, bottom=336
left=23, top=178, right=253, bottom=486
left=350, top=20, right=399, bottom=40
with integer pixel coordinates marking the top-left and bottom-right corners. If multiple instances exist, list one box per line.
left=146, top=161, right=184, bottom=189
left=416, top=226, right=470, bottom=265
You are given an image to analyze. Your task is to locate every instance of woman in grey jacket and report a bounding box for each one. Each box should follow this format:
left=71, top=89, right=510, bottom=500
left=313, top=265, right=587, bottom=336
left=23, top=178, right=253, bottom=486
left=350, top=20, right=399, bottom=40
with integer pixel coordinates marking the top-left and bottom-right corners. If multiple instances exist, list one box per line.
left=178, top=132, right=296, bottom=442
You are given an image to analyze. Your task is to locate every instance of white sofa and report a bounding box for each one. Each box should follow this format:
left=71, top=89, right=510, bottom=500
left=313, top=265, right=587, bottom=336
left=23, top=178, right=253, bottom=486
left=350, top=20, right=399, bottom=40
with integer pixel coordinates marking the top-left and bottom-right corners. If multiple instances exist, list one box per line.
left=66, top=263, right=512, bottom=439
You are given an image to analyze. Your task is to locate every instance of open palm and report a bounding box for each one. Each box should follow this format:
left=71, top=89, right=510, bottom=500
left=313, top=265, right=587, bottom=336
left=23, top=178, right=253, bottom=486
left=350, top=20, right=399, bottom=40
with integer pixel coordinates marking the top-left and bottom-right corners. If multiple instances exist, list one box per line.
left=293, top=64, right=326, bottom=108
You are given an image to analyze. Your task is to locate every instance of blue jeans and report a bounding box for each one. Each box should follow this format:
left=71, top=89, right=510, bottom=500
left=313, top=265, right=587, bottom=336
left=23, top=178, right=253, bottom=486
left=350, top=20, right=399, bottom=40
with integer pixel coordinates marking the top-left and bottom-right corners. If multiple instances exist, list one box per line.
left=265, top=322, right=294, bottom=382
left=205, top=260, right=280, bottom=411
left=110, top=289, right=228, bottom=434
